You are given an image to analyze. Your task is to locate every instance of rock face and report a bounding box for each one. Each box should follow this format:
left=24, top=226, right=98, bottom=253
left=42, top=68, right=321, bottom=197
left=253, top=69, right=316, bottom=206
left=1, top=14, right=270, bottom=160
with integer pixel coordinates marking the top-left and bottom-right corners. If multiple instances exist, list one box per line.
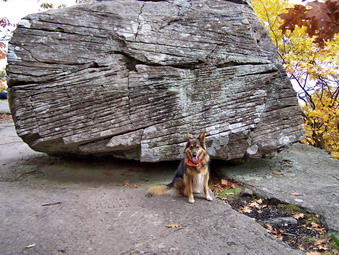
left=7, top=0, right=305, bottom=162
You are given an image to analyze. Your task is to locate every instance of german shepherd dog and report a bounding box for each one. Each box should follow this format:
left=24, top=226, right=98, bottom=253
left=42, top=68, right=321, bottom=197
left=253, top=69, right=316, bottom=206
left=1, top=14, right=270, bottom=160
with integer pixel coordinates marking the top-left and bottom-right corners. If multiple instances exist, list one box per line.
left=147, top=132, right=212, bottom=203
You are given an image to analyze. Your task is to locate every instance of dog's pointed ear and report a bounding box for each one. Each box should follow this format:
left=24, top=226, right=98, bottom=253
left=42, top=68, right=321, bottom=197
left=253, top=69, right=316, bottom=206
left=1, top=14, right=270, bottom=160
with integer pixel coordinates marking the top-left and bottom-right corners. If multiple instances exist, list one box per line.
left=198, top=132, right=206, bottom=148
left=187, top=134, right=194, bottom=141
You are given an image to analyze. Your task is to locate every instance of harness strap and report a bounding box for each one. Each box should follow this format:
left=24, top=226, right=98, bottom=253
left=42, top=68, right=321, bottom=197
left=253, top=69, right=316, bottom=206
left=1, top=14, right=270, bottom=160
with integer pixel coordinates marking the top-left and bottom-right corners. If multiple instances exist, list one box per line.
left=185, top=158, right=207, bottom=168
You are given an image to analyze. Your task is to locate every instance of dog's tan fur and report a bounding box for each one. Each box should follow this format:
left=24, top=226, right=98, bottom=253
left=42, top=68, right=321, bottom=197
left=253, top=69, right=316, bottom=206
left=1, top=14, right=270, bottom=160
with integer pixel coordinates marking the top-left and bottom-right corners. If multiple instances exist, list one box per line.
left=147, top=132, right=212, bottom=203
left=147, top=185, right=169, bottom=196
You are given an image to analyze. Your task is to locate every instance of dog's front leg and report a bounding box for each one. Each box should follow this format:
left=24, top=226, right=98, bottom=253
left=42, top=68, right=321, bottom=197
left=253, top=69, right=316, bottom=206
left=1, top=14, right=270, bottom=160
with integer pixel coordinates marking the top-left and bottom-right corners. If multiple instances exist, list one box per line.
left=185, top=175, right=195, bottom=203
left=204, top=173, right=213, bottom=201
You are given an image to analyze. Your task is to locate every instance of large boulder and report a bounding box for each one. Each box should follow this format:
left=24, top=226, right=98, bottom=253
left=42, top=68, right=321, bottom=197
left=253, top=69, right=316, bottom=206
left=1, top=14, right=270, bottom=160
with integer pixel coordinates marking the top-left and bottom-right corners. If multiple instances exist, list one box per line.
left=7, top=0, right=304, bottom=162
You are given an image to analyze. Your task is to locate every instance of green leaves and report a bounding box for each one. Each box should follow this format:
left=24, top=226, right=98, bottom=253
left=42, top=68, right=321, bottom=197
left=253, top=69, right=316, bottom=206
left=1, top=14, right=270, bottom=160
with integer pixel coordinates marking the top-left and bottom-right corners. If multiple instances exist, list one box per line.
left=330, top=233, right=339, bottom=251
left=219, top=187, right=242, bottom=198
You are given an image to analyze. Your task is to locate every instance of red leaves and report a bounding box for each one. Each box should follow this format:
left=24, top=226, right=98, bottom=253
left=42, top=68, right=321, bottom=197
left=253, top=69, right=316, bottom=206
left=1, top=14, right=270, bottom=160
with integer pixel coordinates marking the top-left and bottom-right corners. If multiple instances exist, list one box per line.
left=279, top=4, right=308, bottom=33
left=306, top=0, right=339, bottom=46
left=279, top=0, right=339, bottom=47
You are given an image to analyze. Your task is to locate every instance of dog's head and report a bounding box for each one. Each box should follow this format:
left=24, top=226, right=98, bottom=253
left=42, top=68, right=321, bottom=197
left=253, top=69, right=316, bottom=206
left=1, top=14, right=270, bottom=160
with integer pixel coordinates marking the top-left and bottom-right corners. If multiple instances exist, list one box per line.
left=185, top=132, right=207, bottom=164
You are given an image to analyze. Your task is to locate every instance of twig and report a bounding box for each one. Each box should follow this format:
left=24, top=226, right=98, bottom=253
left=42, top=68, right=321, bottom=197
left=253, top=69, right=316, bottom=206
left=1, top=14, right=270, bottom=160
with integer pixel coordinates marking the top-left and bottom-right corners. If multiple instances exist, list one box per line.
left=42, top=202, right=62, bottom=207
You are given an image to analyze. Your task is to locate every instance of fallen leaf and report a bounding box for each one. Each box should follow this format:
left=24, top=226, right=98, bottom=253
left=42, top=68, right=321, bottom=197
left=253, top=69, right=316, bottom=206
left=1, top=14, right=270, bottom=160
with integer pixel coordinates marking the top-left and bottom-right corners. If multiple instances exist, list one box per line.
left=238, top=206, right=252, bottom=214
left=265, top=224, right=273, bottom=232
left=307, top=222, right=326, bottom=233
left=122, top=181, right=130, bottom=187
left=272, top=172, right=282, bottom=176
left=311, top=222, right=321, bottom=229
left=132, top=185, right=139, bottom=189
left=166, top=224, right=181, bottom=228
left=220, top=179, right=240, bottom=189
left=248, top=199, right=262, bottom=208
left=276, top=233, right=284, bottom=240
left=316, top=244, right=329, bottom=251
left=291, top=192, right=302, bottom=196
left=293, top=213, right=305, bottom=219
left=220, top=179, right=231, bottom=188
left=230, top=182, right=239, bottom=188
left=216, top=195, right=226, bottom=200
left=230, top=184, right=237, bottom=189
left=248, top=201, right=259, bottom=208
left=298, top=245, right=305, bottom=251
left=313, top=239, right=327, bottom=246
left=25, top=244, right=36, bottom=249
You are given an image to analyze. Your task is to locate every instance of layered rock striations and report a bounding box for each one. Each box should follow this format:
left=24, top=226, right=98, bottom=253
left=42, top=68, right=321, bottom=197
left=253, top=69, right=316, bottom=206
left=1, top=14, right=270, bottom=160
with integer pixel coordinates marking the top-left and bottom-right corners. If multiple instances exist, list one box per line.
left=7, top=0, right=304, bottom=161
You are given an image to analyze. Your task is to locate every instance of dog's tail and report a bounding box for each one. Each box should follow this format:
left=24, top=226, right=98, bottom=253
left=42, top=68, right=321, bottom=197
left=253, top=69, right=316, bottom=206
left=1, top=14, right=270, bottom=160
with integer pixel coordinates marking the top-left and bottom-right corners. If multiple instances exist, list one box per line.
left=147, top=179, right=184, bottom=197
left=146, top=185, right=169, bottom=197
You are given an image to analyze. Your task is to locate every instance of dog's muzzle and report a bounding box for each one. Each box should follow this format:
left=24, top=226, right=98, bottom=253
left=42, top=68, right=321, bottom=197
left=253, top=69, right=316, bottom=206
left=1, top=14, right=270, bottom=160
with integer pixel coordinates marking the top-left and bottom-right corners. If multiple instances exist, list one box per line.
left=191, top=152, right=198, bottom=163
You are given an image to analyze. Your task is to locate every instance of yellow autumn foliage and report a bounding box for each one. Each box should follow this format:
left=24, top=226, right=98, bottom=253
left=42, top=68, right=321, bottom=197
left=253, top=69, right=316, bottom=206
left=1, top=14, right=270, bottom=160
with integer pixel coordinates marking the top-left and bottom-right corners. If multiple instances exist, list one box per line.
left=302, top=89, right=339, bottom=159
left=252, top=0, right=339, bottom=159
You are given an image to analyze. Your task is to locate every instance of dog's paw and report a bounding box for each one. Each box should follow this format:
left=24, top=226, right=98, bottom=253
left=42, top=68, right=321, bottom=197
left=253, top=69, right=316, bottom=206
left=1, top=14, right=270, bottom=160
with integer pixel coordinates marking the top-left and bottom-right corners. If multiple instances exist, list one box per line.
left=206, top=195, right=213, bottom=201
left=188, top=199, right=195, bottom=204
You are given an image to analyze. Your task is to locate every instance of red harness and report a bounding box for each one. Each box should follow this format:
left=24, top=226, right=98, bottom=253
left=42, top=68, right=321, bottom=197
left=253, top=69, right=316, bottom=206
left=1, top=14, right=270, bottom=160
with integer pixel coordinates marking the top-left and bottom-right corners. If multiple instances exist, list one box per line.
left=185, top=158, right=207, bottom=168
